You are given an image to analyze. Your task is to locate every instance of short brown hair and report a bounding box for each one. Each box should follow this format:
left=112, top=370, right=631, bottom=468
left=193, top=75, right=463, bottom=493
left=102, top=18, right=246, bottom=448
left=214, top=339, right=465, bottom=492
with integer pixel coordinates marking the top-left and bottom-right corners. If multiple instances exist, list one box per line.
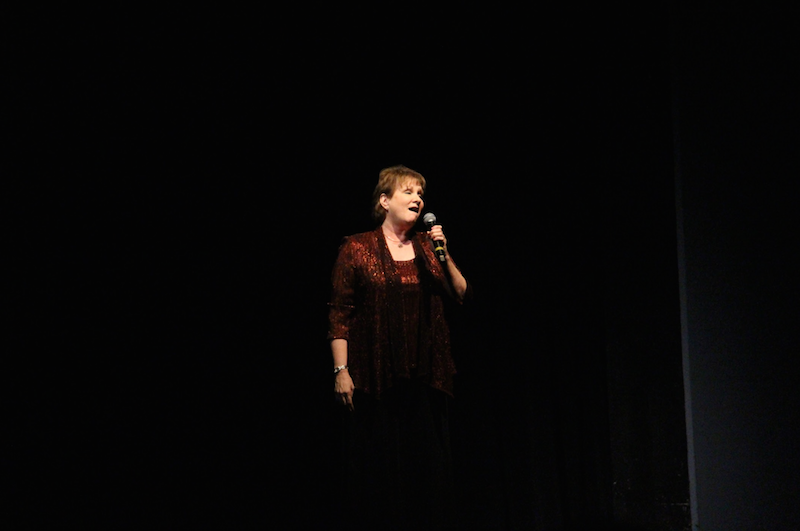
left=371, top=165, right=427, bottom=222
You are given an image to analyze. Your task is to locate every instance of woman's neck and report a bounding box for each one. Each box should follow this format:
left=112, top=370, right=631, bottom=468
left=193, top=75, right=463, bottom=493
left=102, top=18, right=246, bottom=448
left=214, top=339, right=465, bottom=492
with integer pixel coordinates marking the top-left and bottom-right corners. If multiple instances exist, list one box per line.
left=381, top=221, right=412, bottom=243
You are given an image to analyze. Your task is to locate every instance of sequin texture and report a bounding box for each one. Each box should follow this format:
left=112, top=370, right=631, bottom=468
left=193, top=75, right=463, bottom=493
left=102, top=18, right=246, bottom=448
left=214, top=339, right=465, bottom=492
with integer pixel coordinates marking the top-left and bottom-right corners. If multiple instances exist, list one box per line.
left=327, top=227, right=468, bottom=397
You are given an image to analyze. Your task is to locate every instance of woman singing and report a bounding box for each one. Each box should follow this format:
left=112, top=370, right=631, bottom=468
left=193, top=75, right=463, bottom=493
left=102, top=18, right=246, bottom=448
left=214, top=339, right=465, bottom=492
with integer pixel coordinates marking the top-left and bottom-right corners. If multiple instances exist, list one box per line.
left=327, top=164, right=470, bottom=530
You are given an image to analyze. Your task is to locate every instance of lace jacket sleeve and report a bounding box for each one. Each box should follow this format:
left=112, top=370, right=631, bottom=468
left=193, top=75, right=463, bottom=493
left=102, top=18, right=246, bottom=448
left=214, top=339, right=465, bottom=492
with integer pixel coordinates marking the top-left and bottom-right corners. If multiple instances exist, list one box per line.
left=327, top=237, right=356, bottom=341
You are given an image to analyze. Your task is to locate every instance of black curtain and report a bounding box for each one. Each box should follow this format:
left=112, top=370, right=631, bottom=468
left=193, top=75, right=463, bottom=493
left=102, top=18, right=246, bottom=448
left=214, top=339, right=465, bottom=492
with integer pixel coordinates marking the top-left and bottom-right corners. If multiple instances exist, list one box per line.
left=12, top=7, right=687, bottom=530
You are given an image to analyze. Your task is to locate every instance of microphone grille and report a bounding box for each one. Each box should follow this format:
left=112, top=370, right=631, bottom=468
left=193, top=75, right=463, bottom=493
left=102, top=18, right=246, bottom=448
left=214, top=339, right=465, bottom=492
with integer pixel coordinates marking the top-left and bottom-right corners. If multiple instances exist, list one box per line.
left=422, top=212, right=437, bottom=227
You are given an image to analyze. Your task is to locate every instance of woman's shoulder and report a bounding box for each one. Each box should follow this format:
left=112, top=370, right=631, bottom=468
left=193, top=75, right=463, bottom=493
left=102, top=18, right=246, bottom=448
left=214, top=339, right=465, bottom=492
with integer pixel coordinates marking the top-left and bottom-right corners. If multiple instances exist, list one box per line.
left=335, top=228, right=380, bottom=256
left=340, top=228, right=380, bottom=247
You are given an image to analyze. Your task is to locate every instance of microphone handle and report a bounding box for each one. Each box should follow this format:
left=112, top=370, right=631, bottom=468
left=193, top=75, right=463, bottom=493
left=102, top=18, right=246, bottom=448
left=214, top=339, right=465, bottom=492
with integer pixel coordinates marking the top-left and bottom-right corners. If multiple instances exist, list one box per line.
left=433, top=240, right=446, bottom=263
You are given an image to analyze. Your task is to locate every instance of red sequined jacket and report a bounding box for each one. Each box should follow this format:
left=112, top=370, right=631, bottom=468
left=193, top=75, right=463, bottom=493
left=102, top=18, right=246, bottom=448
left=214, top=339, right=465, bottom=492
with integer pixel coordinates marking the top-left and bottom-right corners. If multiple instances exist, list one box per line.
left=327, top=227, right=470, bottom=397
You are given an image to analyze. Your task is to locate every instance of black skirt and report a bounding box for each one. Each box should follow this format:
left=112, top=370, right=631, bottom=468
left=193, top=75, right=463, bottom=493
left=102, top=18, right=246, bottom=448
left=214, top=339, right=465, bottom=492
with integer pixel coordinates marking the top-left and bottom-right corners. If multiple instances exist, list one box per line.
left=337, top=379, right=455, bottom=531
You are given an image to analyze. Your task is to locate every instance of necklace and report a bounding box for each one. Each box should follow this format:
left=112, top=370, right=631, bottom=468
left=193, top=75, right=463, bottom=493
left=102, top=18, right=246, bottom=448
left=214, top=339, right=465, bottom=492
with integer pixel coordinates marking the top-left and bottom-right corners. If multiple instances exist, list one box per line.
left=383, top=231, right=408, bottom=248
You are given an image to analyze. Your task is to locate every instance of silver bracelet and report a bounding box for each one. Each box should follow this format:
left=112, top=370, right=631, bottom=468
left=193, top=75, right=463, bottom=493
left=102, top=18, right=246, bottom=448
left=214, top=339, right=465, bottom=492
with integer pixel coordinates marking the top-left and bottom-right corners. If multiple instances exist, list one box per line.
left=333, top=365, right=348, bottom=375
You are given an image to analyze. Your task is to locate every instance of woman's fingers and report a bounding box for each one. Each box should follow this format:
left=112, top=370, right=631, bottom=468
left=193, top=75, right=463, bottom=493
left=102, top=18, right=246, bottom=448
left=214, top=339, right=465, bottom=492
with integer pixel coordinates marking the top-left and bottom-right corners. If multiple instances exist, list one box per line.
left=335, top=389, right=354, bottom=411
left=334, top=373, right=355, bottom=410
left=338, top=391, right=354, bottom=411
left=345, top=392, right=354, bottom=411
left=428, top=225, right=446, bottom=243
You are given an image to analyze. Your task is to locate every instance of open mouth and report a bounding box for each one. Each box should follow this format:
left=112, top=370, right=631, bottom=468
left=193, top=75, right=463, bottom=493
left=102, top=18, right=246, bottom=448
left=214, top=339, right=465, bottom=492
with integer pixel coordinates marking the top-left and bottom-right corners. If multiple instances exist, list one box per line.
left=409, top=206, right=420, bottom=213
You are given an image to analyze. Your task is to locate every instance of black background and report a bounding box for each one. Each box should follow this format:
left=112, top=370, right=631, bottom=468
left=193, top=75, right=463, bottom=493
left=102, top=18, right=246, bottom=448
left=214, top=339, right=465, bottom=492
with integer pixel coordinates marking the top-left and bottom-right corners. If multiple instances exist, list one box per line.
left=9, top=6, right=796, bottom=530
left=671, top=10, right=799, bottom=531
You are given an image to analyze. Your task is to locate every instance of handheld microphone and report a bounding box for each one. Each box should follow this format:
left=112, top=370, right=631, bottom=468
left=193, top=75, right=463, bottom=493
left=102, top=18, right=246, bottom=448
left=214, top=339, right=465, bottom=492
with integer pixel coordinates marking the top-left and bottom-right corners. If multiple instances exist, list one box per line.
left=422, top=212, right=447, bottom=264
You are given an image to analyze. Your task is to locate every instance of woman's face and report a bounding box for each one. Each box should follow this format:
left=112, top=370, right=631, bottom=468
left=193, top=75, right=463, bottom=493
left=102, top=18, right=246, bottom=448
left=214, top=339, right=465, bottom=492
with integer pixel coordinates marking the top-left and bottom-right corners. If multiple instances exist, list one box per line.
left=381, top=180, right=425, bottom=228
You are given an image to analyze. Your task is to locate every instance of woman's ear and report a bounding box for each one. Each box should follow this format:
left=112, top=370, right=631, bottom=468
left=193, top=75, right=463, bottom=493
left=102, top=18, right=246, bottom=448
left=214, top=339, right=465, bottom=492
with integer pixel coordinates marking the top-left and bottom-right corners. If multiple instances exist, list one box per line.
left=379, top=192, right=390, bottom=210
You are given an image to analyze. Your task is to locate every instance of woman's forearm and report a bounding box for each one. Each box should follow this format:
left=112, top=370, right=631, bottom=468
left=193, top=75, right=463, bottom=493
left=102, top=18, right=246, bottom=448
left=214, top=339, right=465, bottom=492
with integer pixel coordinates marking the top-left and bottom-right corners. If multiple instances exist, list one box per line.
left=331, top=338, right=349, bottom=368
left=331, top=338, right=354, bottom=409
left=445, top=255, right=468, bottom=301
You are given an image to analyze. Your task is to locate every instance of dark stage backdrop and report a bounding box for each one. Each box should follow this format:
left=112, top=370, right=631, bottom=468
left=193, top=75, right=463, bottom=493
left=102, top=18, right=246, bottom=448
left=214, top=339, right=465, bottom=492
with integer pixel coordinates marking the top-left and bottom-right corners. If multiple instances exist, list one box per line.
left=13, top=7, right=691, bottom=530
left=672, top=10, right=800, bottom=531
